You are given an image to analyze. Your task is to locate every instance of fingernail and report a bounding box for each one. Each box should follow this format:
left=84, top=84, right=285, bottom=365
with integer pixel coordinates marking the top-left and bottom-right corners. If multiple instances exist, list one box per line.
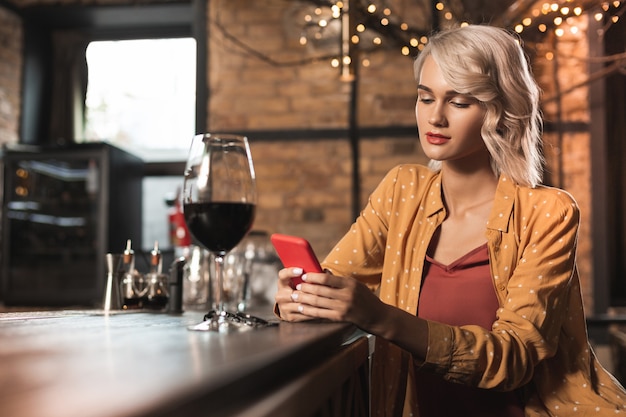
left=301, top=274, right=307, bottom=281
left=296, top=284, right=302, bottom=291
left=297, top=305, right=304, bottom=312
left=293, top=267, right=303, bottom=275
left=291, top=292, right=298, bottom=301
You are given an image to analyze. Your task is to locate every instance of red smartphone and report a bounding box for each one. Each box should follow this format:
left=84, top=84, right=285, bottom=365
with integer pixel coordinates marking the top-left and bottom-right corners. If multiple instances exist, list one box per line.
left=270, top=233, right=322, bottom=287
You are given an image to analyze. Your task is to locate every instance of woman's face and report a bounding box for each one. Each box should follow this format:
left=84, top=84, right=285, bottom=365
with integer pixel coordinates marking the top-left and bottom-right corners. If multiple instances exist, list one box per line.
left=416, top=56, right=489, bottom=166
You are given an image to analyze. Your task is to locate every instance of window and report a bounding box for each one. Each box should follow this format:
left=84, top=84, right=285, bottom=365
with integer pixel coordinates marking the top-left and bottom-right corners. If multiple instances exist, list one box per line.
left=83, top=37, right=197, bottom=250
left=83, top=37, right=196, bottom=162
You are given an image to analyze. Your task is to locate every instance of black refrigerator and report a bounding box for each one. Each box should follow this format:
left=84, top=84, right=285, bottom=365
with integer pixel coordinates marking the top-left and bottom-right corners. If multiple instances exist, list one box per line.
left=1, top=142, right=143, bottom=307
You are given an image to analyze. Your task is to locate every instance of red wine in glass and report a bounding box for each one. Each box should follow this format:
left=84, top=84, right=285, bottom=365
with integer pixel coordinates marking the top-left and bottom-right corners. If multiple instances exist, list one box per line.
left=184, top=202, right=256, bottom=254
left=182, top=133, right=258, bottom=331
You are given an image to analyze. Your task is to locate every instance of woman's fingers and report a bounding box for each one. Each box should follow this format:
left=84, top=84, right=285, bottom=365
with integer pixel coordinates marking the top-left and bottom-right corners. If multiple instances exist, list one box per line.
left=278, top=266, right=303, bottom=280
left=275, top=268, right=366, bottom=322
left=275, top=267, right=316, bottom=321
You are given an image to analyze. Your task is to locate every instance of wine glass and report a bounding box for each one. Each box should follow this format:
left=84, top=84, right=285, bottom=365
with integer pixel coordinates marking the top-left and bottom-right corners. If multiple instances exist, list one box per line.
left=183, top=133, right=260, bottom=331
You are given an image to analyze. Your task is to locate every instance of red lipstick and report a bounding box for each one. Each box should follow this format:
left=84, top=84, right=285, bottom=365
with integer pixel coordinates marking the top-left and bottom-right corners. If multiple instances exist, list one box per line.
left=425, top=132, right=450, bottom=145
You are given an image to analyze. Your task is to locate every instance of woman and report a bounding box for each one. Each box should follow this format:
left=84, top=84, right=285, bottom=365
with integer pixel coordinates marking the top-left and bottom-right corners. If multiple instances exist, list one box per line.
left=275, top=25, right=626, bottom=415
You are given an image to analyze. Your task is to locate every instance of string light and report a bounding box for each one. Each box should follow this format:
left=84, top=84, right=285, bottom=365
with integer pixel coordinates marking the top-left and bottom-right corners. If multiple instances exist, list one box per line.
left=297, top=0, right=428, bottom=74
left=513, top=0, right=623, bottom=36
left=298, top=0, right=456, bottom=59
left=295, top=0, right=624, bottom=75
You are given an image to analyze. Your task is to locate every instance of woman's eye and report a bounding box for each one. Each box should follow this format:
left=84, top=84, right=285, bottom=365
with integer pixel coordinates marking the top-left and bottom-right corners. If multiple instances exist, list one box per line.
left=451, top=101, right=471, bottom=108
left=418, top=96, right=434, bottom=104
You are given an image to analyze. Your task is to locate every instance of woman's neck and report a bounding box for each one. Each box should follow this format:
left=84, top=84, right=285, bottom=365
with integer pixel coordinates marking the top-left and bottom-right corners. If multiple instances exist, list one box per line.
left=439, top=162, right=498, bottom=216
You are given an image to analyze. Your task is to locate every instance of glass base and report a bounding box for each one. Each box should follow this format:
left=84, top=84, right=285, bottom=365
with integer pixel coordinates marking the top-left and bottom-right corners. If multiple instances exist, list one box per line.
left=188, top=309, right=277, bottom=332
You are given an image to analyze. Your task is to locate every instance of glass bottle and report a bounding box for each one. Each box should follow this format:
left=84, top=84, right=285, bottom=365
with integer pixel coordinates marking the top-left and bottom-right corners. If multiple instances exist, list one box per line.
left=120, top=239, right=144, bottom=309
left=144, top=241, right=170, bottom=310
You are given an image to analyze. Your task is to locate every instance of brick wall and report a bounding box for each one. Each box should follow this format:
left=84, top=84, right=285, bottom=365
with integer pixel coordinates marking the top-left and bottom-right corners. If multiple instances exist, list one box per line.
left=533, top=16, right=594, bottom=309
left=0, top=7, right=22, bottom=146
left=250, top=135, right=429, bottom=258
left=205, top=0, right=421, bottom=258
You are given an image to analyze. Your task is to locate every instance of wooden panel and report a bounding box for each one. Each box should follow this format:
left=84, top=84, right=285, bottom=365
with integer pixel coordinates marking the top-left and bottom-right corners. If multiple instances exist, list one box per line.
left=214, top=336, right=371, bottom=417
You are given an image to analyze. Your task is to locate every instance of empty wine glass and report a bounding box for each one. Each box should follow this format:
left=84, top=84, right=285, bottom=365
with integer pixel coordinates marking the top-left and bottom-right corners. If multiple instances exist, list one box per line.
left=182, top=133, right=267, bottom=331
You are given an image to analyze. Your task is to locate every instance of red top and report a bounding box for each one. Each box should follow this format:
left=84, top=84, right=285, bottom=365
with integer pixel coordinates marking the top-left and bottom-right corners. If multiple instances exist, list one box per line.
left=415, top=243, right=525, bottom=416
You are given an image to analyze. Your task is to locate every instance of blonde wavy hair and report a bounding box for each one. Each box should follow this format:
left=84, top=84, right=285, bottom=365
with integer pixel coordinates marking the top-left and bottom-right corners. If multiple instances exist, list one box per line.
left=414, top=25, right=544, bottom=188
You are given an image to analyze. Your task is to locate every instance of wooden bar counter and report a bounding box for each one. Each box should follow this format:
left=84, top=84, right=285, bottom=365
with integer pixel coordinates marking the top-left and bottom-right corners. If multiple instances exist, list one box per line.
left=0, top=309, right=371, bottom=417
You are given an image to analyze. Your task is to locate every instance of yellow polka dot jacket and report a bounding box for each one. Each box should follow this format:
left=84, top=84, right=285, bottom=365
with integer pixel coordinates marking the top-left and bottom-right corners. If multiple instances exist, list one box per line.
left=322, top=164, right=626, bottom=416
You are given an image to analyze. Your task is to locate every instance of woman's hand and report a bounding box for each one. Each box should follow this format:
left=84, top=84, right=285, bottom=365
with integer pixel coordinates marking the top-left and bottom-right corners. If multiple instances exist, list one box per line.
left=274, top=267, right=385, bottom=330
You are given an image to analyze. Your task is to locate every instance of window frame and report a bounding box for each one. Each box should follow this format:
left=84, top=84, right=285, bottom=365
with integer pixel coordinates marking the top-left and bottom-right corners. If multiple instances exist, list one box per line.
left=19, top=0, right=206, bottom=174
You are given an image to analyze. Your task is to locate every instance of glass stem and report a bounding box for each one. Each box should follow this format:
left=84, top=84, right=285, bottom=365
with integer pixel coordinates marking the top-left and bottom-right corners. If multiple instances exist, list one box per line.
left=214, top=254, right=225, bottom=312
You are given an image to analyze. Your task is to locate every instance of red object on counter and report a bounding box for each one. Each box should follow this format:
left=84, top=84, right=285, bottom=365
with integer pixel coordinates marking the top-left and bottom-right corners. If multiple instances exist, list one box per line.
left=167, top=191, right=192, bottom=248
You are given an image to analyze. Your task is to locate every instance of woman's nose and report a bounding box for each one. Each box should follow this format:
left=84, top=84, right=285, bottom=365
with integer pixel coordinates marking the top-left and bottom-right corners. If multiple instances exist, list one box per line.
left=428, top=106, right=447, bottom=126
